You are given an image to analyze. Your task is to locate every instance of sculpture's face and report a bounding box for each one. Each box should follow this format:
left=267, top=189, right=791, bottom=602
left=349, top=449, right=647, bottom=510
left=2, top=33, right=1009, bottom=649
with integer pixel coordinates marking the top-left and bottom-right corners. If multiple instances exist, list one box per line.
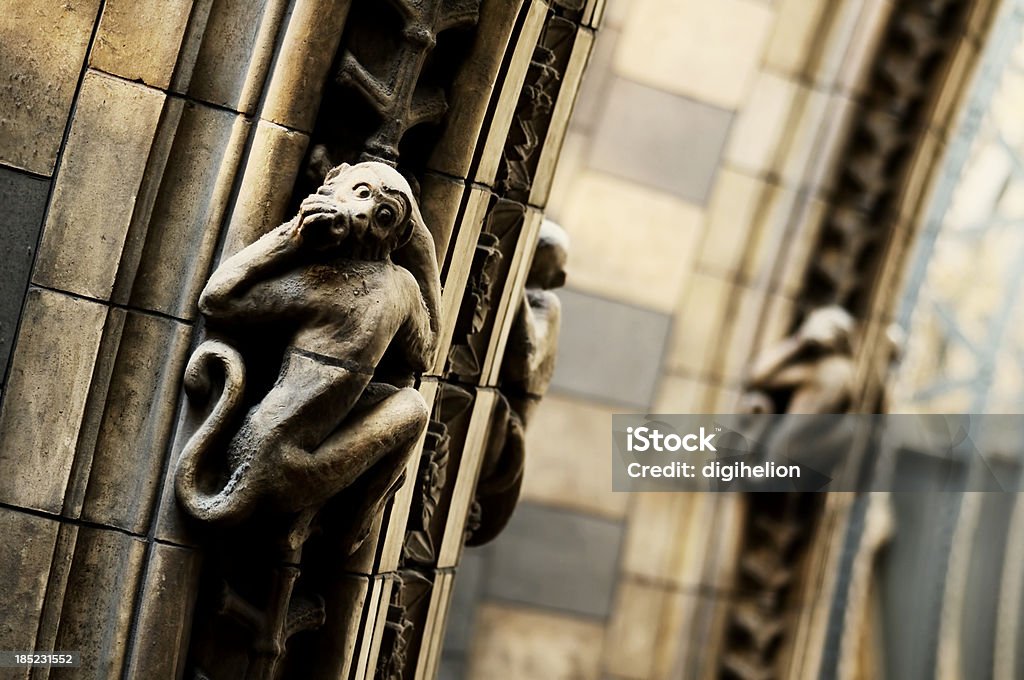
left=320, top=162, right=414, bottom=251
left=527, top=220, right=570, bottom=290
left=799, top=306, right=854, bottom=352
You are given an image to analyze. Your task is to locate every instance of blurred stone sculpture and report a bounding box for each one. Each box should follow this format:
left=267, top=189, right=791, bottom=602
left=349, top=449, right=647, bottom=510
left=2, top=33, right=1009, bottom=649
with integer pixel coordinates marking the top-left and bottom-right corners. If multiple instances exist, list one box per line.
left=466, top=219, right=568, bottom=546
left=174, top=162, right=440, bottom=679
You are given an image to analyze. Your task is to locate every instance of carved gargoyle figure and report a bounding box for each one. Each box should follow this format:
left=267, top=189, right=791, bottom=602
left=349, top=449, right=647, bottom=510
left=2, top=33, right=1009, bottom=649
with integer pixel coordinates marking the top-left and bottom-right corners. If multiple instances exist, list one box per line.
left=466, top=219, right=568, bottom=546
left=741, top=305, right=856, bottom=416
left=175, top=162, right=441, bottom=548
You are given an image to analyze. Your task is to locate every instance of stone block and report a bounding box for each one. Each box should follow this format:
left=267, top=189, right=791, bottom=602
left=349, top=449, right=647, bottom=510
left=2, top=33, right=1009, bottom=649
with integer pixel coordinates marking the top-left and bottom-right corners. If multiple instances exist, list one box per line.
left=590, top=77, right=732, bottom=205
left=724, top=71, right=801, bottom=177
left=129, top=101, right=249, bottom=319
left=220, top=120, right=309, bottom=256
left=614, top=0, right=773, bottom=109
left=697, top=168, right=765, bottom=277
left=0, top=508, right=60, bottom=657
left=33, top=71, right=166, bottom=301
left=123, top=543, right=202, bottom=679
left=520, top=394, right=629, bottom=519
left=428, top=0, right=528, bottom=178
left=79, top=312, right=192, bottom=533
left=0, top=0, right=101, bottom=175
left=667, top=272, right=734, bottom=378
left=443, top=551, right=486, bottom=656
left=467, top=603, right=604, bottom=680
left=552, top=288, right=670, bottom=409
left=51, top=527, right=146, bottom=679
left=561, top=171, right=704, bottom=310
left=0, top=288, right=107, bottom=513
left=482, top=502, right=622, bottom=618
left=764, top=0, right=828, bottom=76
left=90, top=0, right=193, bottom=89
left=0, top=167, right=49, bottom=383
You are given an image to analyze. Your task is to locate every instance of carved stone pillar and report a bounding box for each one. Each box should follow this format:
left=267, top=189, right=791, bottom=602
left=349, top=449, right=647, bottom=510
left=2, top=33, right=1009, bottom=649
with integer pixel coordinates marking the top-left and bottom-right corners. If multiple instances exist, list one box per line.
left=0, top=0, right=599, bottom=678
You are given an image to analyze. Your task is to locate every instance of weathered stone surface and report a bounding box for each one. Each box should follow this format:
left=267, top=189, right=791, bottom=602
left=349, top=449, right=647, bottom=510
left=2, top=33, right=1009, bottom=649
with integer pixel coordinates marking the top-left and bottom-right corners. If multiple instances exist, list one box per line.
left=33, top=71, right=166, bottom=300
left=0, top=288, right=106, bottom=513
left=221, top=120, right=309, bottom=256
left=603, top=579, right=697, bottom=679
left=481, top=501, right=622, bottom=618
left=123, top=543, right=202, bottom=679
left=552, top=288, right=670, bottom=409
left=80, top=312, right=192, bottom=533
left=0, top=508, right=59, bottom=658
left=52, top=527, right=146, bottom=680
left=466, top=603, right=604, bottom=680
left=90, top=0, right=193, bottom=89
left=0, top=167, right=49, bottom=384
left=428, top=0, right=527, bottom=177
left=0, top=0, right=101, bottom=175
left=129, top=101, right=249, bottom=319
left=590, top=77, right=733, bottom=205
left=519, top=394, right=628, bottom=519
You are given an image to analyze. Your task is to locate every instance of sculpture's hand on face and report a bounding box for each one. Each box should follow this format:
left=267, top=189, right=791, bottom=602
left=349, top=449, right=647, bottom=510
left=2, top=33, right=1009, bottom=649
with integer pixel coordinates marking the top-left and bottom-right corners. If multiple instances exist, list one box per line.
left=296, top=194, right=349, bottom=251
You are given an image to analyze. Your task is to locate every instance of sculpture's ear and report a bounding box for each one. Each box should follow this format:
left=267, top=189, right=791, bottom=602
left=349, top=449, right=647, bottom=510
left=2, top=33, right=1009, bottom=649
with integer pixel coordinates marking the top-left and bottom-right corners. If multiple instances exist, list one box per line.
left=324, top=162, right=351, bottom=184
left=395, top=211, right=417, bottom=249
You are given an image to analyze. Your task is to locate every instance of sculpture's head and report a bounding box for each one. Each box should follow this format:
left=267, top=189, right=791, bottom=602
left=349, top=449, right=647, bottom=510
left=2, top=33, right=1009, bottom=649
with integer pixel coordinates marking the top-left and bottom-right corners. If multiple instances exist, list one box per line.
left=527, top=219, right=569, bottom=290
left=797, top=305, right=855, bottom=354
left=318, top=161, right=422, bottom=256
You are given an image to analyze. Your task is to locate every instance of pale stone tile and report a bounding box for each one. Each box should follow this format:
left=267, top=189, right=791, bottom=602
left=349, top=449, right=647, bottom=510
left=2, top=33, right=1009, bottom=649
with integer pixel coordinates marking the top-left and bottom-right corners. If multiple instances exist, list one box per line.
left=467, top=604, right=603, bottom=680
left=0, top=0, right=102, bottom=175
left=590, top=77, right=733, bottom=204
left=724, top=72, right=801, bottom=177
left=763, top=0, right=829, bottom=76
left=667, top=272, right=734, bottom=377
left=603, top=580, right=694, bottom=679
left=520, top=394, right=629, bottom=519
left=0, top=508, right=60, bottom=653
left=779, top=197, right=827, bottom=297
left=720, top=285, right=768, bottom=382
left=0, top=289, right=107, bottom=514
left=740, top=183, right=798, bottom=288
left=560, top=171, right=703, bottom=312
left=697, top=169, right=768, bottom=277
left=774, top=87, right=830, bottom=187
left=544, top=129, right=587, bottom=220
left=33, top=72, right=166, bottom=301
left=651, top=375, right=705, bottom=414
left=90, top=0, right=192, bottom=89
left=621, top=493, right=693, bottom=586
left=553, top=289, right=671, bottom=409
left=615, top=0, right=774, bottom=109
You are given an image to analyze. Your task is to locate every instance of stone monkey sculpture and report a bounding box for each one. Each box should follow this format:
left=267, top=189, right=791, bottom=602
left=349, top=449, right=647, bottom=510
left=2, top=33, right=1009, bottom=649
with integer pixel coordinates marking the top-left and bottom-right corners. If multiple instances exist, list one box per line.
left=466, top=219, right=568, bottom=546
left=175, top=161, right=441, bottom=553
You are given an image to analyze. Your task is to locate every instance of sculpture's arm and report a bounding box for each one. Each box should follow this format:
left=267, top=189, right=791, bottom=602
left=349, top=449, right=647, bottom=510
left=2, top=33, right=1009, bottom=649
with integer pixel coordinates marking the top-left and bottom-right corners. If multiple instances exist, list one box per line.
left=524, top=290, right=560, bottom=376
left=198, top=220, right=302, bottom=323
left=746, top=336, right=813, bottom=390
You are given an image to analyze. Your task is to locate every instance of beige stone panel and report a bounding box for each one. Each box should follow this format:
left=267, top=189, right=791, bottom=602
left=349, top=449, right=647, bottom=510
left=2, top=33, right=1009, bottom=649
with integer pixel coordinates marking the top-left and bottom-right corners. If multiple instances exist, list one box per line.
left=0, top=508, right=59, bottom=656
left=0, top=289, right=107, bottom=514
left=724, top=72, right=801, bottom=177
left=697, top=169, right=767, bottom=277
left=221, top=120, right=309, bottom=255
left=184, top=0, right=291, bottom=113
left=740, top=183, right=798, bottom=288
left=519, top=394, right=628, bottom=519
left=615, top=0, right=773, bottom=109
left=763, top=0, right=828, bottom=76
left=129, top=103, right=249, bottom=319
left=774, top=87, right=829, bottom=187
left=779, top=197, right=827, bottom=297
left=622, top=493, right=692, bottom=586
left=0, top=0, right=101, bottom=175
left=467, top=604, right=603, bottom=680
left=603, top=580, right=693, bottom=679
left=719, top=285, right=768, bottom=382
left=33, top=72, right=166, bottom=300
left=652, top=375, right=706, bottom=414
left=794, top=93, right=860, bottom=197
left=667, top=271, right=734, bottom=377
left=90, top=0, right=192, bottom=89
left=80, top=313, right=192, bottom=533
left=52, top=528, right=146, bottom=679
left=561, top=171, right=703, bottom=312
left=123, top=543, right=202, bottom=679
left=261, top=0, right=353, bottom=131
left=541, top=128, right=586, bottom=222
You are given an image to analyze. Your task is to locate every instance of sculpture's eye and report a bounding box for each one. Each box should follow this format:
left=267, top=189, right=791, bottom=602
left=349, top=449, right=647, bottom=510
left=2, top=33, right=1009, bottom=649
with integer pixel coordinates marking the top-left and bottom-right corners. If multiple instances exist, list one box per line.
left=354, top=184, right=372, bottom=199
left=376, top=204, right=397, bottom=227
